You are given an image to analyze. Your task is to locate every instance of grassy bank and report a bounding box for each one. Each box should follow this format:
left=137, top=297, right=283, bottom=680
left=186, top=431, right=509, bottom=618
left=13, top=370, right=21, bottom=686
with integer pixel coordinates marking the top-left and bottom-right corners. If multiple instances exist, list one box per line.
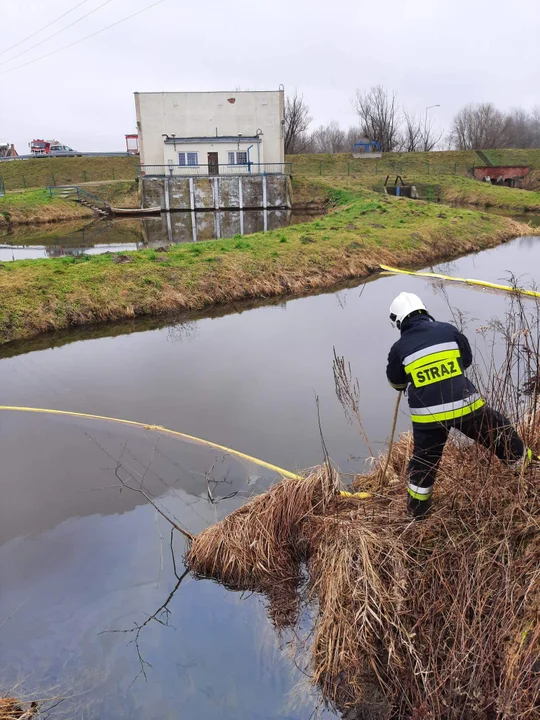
left=288, top=148, right=540, bottom=177
left=0, top=181, right=139, bottom=228
left=0, top=156, right=139, bottom=191
left=77, top=180, right=139, bottom=208
left=310, top=173, right=540, bottom=213
left=0, top=185, right=527, bottom=343
left=1, top=149, right=538, bottom=194
left=433, top=174, right=540, bottom=211
left=0, top=189, right=93, bottom=227
left=289, top=150, right=481, bottom=178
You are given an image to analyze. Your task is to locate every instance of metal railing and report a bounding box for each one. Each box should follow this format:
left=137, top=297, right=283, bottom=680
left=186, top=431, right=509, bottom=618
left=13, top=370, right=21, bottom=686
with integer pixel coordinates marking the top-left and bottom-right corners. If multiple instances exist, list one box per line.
left=139, top=162, right=292, bottom=178
left=47, top=185, right=111, bottom=214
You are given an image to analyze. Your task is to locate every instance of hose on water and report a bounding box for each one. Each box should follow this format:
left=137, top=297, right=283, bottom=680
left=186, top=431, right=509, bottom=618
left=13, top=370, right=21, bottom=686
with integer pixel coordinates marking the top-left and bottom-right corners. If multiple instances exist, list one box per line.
left=0, top=406, right=371, bottom=502
left=380, top=265, right=540, bottom=299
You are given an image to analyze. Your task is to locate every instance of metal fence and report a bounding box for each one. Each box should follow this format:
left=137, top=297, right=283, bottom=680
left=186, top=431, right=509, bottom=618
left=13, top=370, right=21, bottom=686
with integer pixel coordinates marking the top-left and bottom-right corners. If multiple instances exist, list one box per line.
left=291, top=160, right=472, bottom=177
left=139, top=162, right=292, bottom=178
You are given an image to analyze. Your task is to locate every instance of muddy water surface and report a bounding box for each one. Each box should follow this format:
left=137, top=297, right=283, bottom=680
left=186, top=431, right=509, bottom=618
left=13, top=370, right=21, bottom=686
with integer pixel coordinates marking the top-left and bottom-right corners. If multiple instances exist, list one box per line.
left=0, top=209, right=313, bottom=261
left=0, top=233, right=539, bottom=718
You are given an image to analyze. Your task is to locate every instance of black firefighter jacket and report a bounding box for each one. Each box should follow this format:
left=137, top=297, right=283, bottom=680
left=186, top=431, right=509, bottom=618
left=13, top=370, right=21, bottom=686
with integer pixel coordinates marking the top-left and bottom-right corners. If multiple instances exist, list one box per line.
left=386, top=314, right=484, bottom=428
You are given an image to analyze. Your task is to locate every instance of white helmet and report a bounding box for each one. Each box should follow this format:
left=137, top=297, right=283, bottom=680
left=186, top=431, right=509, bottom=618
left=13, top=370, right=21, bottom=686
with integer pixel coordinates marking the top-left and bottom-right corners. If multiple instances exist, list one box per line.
left=389, top=292, right=427, bottom=329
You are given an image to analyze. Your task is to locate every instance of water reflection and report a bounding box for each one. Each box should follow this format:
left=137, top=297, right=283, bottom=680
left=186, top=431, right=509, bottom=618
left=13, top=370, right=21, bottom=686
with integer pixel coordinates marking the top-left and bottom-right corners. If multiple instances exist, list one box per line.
left=0, top=210, right=313, bottom=261
left=141, top=209, right=295, bottom=245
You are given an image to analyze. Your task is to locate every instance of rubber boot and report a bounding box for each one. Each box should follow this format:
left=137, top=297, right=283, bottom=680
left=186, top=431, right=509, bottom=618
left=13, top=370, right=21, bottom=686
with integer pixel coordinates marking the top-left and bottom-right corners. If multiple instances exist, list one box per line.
left=407, top=493, right=432, bottom=520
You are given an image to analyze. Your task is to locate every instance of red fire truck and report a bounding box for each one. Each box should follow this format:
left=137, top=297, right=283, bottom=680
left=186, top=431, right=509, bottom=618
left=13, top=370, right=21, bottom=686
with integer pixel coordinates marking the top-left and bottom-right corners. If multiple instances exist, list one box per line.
left=29, top=139, right=80, bottom=156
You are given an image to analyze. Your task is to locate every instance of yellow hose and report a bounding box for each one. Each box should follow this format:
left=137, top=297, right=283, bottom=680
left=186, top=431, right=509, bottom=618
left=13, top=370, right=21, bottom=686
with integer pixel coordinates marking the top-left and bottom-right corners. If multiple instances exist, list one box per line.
left=0, top=405, right=370, bottom=499
left=380, top=264, right=540, bottom=299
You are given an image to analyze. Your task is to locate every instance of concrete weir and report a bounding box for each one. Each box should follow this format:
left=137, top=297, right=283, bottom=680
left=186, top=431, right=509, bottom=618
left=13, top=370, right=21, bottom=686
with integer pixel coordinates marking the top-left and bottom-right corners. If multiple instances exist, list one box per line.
left=141, top=174, right=292, bottom=211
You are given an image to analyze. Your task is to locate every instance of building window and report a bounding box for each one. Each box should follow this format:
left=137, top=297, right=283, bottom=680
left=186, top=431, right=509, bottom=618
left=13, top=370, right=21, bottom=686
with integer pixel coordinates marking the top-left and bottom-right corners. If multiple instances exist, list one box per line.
left=228, top=151, right=248, bottom=165
left=179, top=152, right=199, bottom=166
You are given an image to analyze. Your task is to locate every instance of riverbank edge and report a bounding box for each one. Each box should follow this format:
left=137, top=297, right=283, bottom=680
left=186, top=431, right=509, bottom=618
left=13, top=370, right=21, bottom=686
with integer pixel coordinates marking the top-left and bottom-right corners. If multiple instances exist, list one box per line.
left=0, top=182, right=140, bottom=228
left=0, top=188, right=529, bottom=344
left=0, top=192, right=94, bottom=228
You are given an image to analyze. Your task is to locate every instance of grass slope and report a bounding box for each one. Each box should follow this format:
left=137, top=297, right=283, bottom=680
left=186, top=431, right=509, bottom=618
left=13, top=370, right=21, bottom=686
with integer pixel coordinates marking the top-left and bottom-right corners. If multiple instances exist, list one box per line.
left=288, top=150, right=481, bottom=177
left=0, top=186, right=526, bottom=343
left=0, top=156, right=139, bottom=191
left=318, top=174, right=540, bottom=212
left=0, top=181, right=139, bottom=227
left=1, top=149, right=539, bottom=194
left=480, top=148, right=540, bottom=169
left=0, top=189, right=93, bottom=227
left=288, top=148, right=540, bottom=179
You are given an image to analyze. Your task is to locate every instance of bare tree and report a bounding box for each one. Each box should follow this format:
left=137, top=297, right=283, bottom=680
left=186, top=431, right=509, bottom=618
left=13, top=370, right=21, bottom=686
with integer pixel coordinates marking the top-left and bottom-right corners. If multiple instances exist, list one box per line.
left=353, top=85, right=400, bottom=152
left=420, top=114, right=443, bottom=151
left=531, top=106, right=540, bottom=147
left=506, top=107, right=540, bottom=148
left=399, top=110, right=442, bottom=152
left=312, top=121, right=346, bottom=153
left=450, top=102, right=510, bottom=149
left=345, top=125, right=363, bottom=150
left=284, top=90, right=313, bottom=154
left=399, top=111, right=423, bottom=152
left=310, top=123, right=362, bottom=153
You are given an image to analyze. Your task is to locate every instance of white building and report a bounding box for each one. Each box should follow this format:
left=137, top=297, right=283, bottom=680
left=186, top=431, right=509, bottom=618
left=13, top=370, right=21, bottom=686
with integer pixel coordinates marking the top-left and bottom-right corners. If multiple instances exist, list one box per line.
left=134, top=90, right=285, bottom=174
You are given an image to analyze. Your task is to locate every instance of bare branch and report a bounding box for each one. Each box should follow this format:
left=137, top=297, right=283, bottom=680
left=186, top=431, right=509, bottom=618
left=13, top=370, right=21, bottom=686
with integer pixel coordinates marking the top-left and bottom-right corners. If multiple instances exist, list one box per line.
left=450, top=102, right=511, bottom=149
left=353, top=85, right=400, bottom=152
left=284, top=90, right=313, bottom=154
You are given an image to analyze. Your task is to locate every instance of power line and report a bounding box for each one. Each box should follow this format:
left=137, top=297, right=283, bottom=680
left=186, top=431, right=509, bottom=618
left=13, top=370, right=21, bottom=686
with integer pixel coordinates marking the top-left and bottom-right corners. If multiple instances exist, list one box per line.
left=0, top=0, right=166, bottom=75
left=0, top=0, right=91, bottom=58
left=0, top=0, right=116, bottom=68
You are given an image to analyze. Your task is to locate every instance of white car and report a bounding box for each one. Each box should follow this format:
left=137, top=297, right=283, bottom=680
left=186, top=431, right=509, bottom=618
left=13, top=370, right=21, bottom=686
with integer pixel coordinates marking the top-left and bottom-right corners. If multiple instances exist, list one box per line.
left=47, top=145, right=83, bottom=157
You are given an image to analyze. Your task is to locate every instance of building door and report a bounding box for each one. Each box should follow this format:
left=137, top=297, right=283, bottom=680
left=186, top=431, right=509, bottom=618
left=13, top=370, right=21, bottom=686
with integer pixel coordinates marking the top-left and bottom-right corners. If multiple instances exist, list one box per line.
left=208, top=152, right=219, bottom=176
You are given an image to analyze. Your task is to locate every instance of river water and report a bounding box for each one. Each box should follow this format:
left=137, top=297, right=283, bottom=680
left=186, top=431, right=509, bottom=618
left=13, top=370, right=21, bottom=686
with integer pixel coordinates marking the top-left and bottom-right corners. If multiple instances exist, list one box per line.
left=0, top=232, right=539, bottom=718
left=0, top=210, right=308, bottom=261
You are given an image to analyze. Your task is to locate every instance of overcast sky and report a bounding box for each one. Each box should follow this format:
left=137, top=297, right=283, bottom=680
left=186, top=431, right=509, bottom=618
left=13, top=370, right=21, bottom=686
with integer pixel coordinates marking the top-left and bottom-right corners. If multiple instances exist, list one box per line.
left=1, top=0, right=539, bottom=152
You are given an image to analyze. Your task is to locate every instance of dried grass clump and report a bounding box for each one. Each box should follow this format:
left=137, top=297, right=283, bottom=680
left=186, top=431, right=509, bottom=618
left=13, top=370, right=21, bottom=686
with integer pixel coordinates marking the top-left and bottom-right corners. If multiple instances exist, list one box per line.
left=188, top=466, right=336, bottom=625
left=0, top=698, right=38, bottom=720
left=187, top=426, right=540, bottom=719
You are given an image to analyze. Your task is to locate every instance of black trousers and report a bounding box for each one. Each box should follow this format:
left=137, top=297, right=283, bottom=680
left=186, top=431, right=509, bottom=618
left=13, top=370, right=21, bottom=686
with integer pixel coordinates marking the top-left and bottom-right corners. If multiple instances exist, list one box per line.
left=408, top=406, right=525, bottom=496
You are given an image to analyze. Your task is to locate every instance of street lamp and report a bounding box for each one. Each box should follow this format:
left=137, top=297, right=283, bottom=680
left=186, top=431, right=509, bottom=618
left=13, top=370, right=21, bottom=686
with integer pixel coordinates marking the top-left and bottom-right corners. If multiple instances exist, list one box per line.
left=424, top=104, right=440, bottom=127
left=423, top=105, right=440, bottom=151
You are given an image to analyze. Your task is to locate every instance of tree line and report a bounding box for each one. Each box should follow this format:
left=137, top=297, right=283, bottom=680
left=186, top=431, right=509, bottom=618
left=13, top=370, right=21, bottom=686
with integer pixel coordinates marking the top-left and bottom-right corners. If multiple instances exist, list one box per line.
left=285, top=86, right=540, bottom=154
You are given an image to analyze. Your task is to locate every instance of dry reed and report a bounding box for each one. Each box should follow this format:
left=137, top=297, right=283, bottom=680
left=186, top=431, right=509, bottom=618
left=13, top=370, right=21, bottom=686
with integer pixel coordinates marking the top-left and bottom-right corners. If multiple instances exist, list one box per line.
left=0, top=698, right=37, bottom=720
left=186, top=424, right=539, bottom=719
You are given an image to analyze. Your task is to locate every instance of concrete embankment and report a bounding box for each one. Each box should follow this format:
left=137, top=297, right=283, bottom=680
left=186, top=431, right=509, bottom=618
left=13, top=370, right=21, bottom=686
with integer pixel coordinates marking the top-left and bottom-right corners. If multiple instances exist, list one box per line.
left=141, top=174, right=292, bottom=210
left=0, top=185, right=528, bottom=344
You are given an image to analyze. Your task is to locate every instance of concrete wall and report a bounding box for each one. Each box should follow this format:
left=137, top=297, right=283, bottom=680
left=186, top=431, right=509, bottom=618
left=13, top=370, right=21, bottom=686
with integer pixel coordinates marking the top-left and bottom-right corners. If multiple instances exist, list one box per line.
left=473, top=166, right=530, bottom=180
left=140, top=174, right=292, bottom=210
left=135, top=90, right=284, bottom=167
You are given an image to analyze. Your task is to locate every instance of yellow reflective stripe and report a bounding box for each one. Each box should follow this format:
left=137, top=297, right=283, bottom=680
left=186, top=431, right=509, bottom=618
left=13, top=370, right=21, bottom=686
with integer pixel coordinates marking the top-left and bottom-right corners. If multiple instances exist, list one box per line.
left=411, top=397, right=485, bottom=424
left=405, top=349, right=460, bottom=374
left=407, top=487, right=433, bottom=501
left=388, top=381, right=407, bottom=390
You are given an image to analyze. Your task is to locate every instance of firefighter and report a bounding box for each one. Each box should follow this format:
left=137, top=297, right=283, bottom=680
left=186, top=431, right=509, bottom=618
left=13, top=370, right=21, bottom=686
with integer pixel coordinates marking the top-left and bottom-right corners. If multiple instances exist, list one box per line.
left=386, top=292, right=536, bottom=518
